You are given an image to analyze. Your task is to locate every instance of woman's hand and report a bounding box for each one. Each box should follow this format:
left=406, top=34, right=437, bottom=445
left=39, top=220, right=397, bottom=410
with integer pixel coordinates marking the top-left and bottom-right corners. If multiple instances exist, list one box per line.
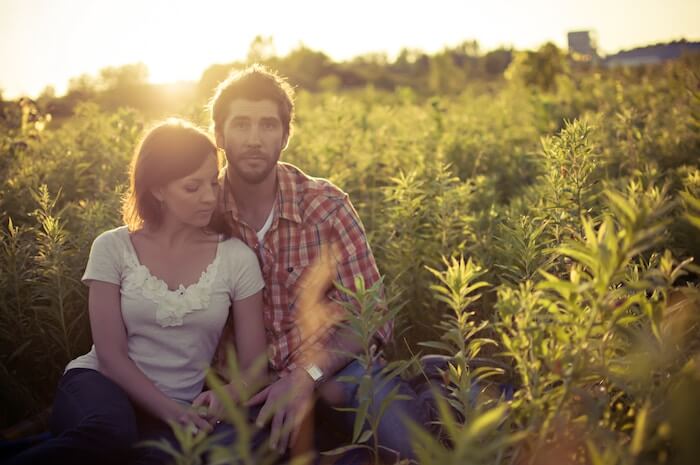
left=163, top=401, right=213, bottom=435
left=192, top=384, right=239, bottom=425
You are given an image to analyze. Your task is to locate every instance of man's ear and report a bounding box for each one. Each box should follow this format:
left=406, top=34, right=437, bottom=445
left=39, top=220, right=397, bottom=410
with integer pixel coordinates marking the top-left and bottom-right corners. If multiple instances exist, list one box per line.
left=281, top=132, right=290, bottom=151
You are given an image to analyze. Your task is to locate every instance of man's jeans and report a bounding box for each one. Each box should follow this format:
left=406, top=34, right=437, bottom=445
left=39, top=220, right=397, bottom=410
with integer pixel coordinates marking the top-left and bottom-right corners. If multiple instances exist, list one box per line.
left=321, top=358, right=426, bottom=464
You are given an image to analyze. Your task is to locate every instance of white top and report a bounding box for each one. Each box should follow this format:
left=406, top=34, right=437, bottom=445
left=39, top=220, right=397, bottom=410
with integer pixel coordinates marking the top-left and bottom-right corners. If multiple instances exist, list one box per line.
left=255, top=204, right=276, bottom=244
left=66, top=226, right=264, bottom=403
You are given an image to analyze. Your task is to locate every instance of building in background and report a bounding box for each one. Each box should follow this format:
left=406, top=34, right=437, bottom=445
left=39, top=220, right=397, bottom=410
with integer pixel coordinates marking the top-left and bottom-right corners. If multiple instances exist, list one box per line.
left=568, top=31, right=598, bottom=57
left=604, top=40, right=700, bottom=67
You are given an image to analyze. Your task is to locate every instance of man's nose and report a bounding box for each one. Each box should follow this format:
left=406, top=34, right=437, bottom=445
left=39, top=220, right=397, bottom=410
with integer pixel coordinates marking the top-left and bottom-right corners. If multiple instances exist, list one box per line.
left=246, top=124, right=262, bottom=147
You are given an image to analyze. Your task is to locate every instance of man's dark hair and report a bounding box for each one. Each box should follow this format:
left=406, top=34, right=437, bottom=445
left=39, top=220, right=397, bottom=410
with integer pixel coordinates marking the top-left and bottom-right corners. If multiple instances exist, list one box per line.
left=210, top=64, right=295, bottom=140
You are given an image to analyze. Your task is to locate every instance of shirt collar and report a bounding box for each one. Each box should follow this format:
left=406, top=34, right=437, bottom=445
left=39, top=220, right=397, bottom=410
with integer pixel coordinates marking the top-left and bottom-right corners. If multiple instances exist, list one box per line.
left=221, top=163, right=303, bottom=225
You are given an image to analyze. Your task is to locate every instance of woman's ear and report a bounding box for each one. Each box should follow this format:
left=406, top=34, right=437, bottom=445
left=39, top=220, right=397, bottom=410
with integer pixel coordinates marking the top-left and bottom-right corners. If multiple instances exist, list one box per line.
left=151, top=187, right=164, bottom=202
left=215, top=132, right=224, bottom=149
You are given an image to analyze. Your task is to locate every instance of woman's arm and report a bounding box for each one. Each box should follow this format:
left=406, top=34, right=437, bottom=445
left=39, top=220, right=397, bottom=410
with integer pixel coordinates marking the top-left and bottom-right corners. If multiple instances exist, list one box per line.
left=231, top=290, right=269, bottom=388
left=193, top=290, right=269, bottom=420
left=89, top=280, right=210, bottom=431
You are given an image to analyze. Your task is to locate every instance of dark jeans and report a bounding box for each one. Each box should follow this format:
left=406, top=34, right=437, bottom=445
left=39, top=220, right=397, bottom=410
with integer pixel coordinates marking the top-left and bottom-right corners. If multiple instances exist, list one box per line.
left=323, top=359, right=427, bottom=464
left=5, top=361, right=426, bottom=465
left=3, top=368, right=211, bottom=465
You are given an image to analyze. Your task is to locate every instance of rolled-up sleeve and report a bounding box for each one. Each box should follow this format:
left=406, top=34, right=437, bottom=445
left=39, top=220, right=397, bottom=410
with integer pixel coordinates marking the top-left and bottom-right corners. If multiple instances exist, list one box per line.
left=328, top=196, right=392, bottom=347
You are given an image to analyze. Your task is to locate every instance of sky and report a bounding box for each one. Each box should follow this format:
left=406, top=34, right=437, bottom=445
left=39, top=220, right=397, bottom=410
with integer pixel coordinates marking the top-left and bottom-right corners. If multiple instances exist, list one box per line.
left=1, top=0, right=698, bottom=99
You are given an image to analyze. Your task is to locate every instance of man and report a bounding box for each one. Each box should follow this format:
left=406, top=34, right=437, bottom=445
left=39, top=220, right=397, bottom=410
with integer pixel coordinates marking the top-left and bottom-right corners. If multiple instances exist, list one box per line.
left=210, top=64, right=423, bottom=461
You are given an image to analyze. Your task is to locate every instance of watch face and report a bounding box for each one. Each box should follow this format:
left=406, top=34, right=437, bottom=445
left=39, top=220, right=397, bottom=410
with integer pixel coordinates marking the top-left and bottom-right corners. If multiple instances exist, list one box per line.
left=306, top=364, right=323, bottom=381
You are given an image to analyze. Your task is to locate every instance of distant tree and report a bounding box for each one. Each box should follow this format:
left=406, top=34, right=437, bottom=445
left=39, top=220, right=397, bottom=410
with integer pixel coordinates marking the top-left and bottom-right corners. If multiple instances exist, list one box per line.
left=98, top=63, right=149, bottom=91
left=450, top=40, right=482, bottom=79
left=95, top=63, right=152, bottom=112
left=428, top=50, right=465, bottom=94
left=390, top=48, right=430, bottom=90
left=37, top=86, right=55, bottom=100
left=318, top=74, right=342, bottom=92
left=348, top=53, right=395, bottom=89
left=506, top=42, right=567, bottom=92
left=246, top=35, right=276, bottom=64
left=67, top=73, right=98, bottom=99
left=278, top=44, right=332, bottom=90
left=36, top=86, right=57, bottom=116
left=484, top=48, right=513, bottom=77
left=458, top=39, right=480, bottom=56
left=332, top=65, right=366, bottom=88
left=353, top=52, right=389, bottom=67
left=198, top=63, right=238, bottom=101
left=394, top=48, right=417, bottom=70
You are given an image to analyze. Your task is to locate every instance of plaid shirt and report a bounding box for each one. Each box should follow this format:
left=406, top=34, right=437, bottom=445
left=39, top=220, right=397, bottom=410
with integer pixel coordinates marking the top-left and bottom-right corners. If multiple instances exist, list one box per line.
left=218, top=162, right=392, bottom=375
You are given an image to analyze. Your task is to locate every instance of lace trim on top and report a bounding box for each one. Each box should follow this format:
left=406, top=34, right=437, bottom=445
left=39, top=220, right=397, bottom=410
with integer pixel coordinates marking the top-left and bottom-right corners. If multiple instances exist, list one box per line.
left=121, top=237, right=222, bottom=328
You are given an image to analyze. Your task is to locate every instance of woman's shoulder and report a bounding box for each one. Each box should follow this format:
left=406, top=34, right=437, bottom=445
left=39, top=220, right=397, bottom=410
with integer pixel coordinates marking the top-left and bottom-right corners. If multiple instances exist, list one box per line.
left=215, top=237, right=263, bottom=291
left=217, top=236, right=256, bottom=259
left=91, top=225, right=130, bottom=249
left=96, top=224, right=130, bottom=237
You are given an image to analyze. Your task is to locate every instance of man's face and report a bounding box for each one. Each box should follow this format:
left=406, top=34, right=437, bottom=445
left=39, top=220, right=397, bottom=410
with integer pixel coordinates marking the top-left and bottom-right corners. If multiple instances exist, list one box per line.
left=217, top=98, right=287, bottom=185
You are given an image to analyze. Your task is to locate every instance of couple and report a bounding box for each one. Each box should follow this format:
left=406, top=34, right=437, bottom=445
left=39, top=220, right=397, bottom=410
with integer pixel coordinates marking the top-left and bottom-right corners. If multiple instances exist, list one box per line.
left=8, top=65, right=424, bottom=465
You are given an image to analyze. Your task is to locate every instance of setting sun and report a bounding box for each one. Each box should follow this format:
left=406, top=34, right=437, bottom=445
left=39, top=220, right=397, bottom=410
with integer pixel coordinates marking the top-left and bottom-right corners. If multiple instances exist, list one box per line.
left=1, top=0, right=698, bottom=98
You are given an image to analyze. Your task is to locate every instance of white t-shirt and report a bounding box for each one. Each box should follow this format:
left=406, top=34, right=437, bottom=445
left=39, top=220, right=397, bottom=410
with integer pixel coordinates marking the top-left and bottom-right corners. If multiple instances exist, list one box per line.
left=66, top=226, right=264, bottom=403
left=255, top=204, right=275, bottom=245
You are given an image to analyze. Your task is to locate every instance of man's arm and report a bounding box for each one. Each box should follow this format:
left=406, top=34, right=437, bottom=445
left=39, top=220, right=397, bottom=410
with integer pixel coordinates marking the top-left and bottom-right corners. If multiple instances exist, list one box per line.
left=286, top=194, right=392, bottom=380
left=247, top=195, right=392, bottom=452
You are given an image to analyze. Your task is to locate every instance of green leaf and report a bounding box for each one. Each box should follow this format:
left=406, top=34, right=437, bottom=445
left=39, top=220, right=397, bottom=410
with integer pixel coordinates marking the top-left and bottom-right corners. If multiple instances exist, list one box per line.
left=321, top=443, right=372, bottom=456
left=630, top=399, right=650, bottom=456
left=605, top=189, right=636, bottom=224
left=356, top=429, right=373, bottom=444
left=586, top=440, right=605, bottom=465
left=556, top=245, right=598, bottom=270
left=465, top=404, right=508, bottom=440
left=418, top=341, right=454, bottom=353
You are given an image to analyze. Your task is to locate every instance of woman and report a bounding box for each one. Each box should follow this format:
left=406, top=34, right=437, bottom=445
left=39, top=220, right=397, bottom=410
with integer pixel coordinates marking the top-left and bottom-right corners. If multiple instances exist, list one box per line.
left=8, top=119, right=268, bottom=465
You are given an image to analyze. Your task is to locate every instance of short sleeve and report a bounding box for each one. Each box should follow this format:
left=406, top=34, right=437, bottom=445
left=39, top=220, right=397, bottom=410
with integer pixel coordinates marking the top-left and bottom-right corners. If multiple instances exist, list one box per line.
left=229, top=240, right=265, bottom=301
left=81, top=229, right=123, bottom=286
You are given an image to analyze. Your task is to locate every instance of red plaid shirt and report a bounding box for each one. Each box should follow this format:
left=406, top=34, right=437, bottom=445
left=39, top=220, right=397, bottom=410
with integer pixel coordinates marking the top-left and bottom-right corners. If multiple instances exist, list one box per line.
left=219, top=162, right=392, bottom=375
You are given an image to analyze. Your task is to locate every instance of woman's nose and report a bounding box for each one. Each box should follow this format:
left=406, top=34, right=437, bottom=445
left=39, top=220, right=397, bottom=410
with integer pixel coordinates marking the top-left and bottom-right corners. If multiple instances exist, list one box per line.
left=202, top=184, right=217, bottom=204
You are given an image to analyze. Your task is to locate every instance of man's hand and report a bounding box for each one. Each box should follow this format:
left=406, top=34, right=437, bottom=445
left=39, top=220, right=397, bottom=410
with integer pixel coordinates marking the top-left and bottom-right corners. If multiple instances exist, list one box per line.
left=246, top=369, right=315, bottom=453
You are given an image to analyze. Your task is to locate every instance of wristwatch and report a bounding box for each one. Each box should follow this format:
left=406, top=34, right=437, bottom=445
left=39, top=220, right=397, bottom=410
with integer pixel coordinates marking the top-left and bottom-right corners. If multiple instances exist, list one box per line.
left=303, top=363, right=324, bottom=385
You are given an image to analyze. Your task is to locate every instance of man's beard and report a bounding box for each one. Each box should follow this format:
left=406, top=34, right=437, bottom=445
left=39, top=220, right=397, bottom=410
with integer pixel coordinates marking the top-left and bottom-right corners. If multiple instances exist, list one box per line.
left=225, top=147, right=278, bottom=185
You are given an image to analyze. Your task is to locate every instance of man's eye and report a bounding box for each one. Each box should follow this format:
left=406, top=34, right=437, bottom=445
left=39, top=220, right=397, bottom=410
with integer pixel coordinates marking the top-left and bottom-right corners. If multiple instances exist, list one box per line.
left=185, top=186, right=199, bottom=193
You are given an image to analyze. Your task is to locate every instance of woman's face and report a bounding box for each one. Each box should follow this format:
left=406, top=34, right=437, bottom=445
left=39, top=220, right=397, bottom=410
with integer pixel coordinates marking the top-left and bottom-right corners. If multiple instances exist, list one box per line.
left=155, top=153, right=219, bottom=228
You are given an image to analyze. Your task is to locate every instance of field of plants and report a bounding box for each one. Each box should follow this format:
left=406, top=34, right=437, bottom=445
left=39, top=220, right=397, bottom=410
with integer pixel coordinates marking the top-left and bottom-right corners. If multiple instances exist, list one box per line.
left=1, top=50, right=700, bottom=465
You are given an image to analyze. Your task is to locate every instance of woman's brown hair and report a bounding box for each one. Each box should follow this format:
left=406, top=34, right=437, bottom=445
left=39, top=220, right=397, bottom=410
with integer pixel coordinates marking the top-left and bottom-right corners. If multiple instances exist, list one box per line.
left=122, top=118, right=219, bottom=230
